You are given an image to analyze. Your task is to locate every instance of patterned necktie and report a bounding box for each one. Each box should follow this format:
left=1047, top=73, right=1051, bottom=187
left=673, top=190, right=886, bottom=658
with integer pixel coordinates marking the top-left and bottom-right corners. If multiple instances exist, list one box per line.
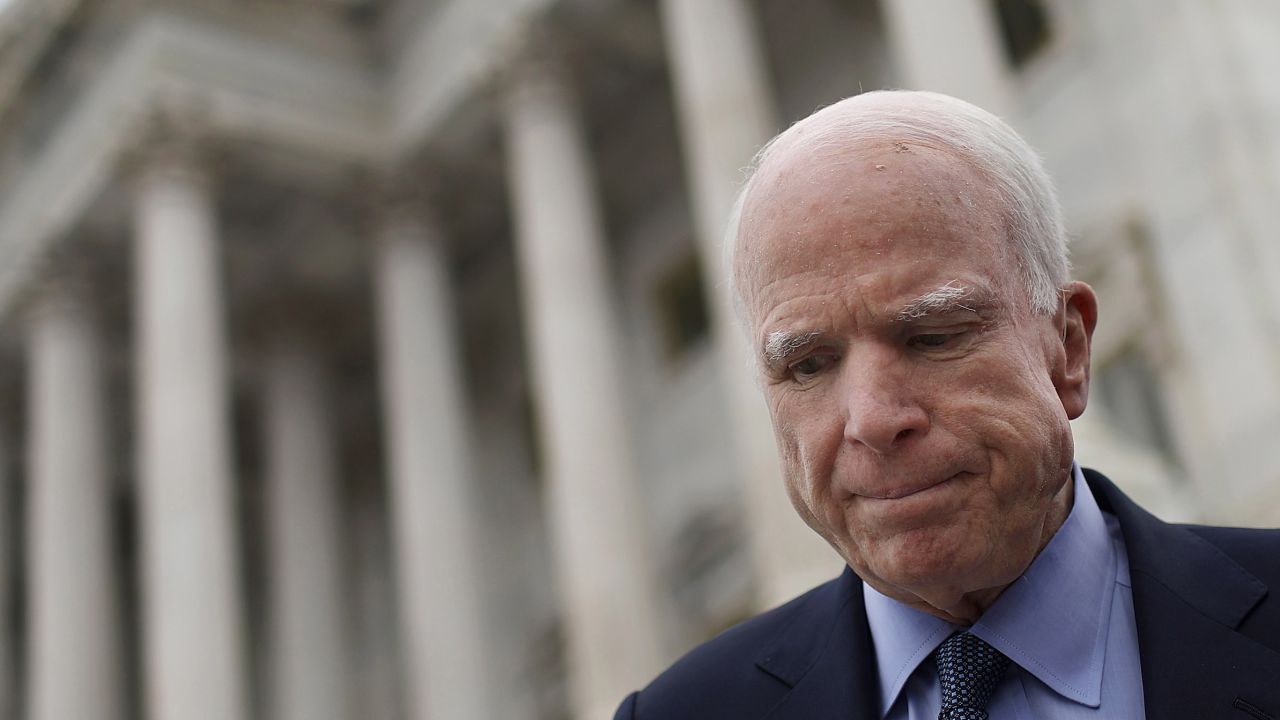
left=934, top=632, right=1011, bottom=720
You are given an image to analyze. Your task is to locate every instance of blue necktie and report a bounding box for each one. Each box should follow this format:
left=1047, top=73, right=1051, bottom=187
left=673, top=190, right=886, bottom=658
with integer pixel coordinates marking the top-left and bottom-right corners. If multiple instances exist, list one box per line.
left=935, top=632, right=1011, bottom=720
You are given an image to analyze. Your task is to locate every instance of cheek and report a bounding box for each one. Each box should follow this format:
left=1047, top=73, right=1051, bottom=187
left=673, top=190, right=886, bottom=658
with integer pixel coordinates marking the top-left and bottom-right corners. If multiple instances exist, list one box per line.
left=994, top=377, right=1073, bottom=477
left=767, top=397, right=800, bottom=467
left=951, top=348, right=1068, bottom=454
left=970, top=373, right=1074, bottom=539
left=767, top=404, right=809, bottom=500
left=770, top=399, right=849, bottom=537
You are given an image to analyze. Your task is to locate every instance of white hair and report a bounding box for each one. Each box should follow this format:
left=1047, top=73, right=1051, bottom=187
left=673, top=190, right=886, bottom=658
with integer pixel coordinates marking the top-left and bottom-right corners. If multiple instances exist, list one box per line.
left=897, top=280, right=978, bottom=321
left=725, top=90, right=1069, bottom=325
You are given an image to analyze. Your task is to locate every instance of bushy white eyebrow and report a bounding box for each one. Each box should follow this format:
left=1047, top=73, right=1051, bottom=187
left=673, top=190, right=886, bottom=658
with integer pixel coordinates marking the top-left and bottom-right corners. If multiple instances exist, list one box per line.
left=896, top=281, right=983, bottom=321
left=763, top=330, right=821, bottom=366
left=760, top=282, right=994, bottom=366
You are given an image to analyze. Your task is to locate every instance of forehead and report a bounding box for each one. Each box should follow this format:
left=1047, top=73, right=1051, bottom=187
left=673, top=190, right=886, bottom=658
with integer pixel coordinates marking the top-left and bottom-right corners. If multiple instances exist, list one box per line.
left=737, top=140, right=1014, bottom=324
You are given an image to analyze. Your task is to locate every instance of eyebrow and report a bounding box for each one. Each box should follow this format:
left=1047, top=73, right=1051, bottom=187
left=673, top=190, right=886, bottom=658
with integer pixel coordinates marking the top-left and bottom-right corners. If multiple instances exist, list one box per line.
left=895, top=281, right=995, bottom=322
left=760, top=282, right=997, bottom=367
left=762, top=330, right=822, bottom=368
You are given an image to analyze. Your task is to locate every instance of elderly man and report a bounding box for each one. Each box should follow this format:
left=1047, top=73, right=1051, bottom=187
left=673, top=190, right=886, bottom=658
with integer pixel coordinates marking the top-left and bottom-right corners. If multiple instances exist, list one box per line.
left=614, top=91, right=1280, bottom=719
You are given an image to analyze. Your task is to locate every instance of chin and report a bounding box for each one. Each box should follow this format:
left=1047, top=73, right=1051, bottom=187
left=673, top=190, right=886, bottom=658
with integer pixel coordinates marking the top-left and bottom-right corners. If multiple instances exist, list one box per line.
left=862, top=525, right=993, bottom=592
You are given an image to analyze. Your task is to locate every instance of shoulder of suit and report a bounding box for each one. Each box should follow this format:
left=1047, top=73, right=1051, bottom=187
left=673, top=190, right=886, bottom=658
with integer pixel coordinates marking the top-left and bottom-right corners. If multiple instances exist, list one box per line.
left=624, top=576, right=844, bottom=720
left=1181, top=524, right=1280, bottom=583
left=1180, top=523, right=1280, bottom=645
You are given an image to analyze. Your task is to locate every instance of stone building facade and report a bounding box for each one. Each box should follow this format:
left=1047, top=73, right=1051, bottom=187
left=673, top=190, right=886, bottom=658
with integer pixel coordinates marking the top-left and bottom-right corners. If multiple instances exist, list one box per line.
left=0, top=0, right=1277, bottom=719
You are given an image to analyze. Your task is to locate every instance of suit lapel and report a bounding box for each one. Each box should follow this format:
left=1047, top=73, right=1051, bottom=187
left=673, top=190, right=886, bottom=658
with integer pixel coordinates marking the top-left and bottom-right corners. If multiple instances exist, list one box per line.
left=1086, top=469, right=1280, bottom=720
left=755, top=568, right=880, bottom=720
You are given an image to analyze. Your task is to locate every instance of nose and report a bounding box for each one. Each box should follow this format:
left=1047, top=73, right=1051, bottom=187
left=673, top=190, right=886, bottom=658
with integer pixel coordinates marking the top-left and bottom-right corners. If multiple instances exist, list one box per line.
left=842, top=358, right=930, bottom=454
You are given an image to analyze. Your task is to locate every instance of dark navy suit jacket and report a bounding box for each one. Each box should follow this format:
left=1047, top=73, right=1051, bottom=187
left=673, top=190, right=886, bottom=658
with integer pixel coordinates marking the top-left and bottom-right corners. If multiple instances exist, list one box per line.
left=615, top=469, right=1280, bottom=719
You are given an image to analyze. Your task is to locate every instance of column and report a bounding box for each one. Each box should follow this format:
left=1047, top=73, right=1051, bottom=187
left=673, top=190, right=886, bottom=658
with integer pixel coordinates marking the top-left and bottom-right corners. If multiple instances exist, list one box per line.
left=372, top=202, right=492, bottom=720
left=262, top=339, right=350, bottom=720
left=24, top=281, right=122, bottom=720
left=879, top=0, right=1014, bottom=115
left=351, top=496, right=401, bottom=720
left=133, top=145, right=248, bottom=720
left=659, top=0, right=841, bottom=607
left=502, top=54, right=663, bottom=720
left=0, top=430, right=11, bottom=720
left=1146, top=1, right=1280, bottom=517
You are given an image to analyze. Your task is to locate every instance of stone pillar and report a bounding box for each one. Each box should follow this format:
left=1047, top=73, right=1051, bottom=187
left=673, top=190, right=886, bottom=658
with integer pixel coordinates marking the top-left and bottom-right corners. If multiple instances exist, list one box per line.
left=371, top=201, right=492, bottom=720
left=133, top=145, right=248, bottom=720
left=659, top=0, right=777, bottom=268
left=659, top=0, right=841, bottom=607
left=879, top=0, right=1014, bottom=115
left=351, top=496, right=401, bottom=720
left=1140, top=1, right=1280, bottom=520
left=24, top=281, right=123, bottom=720
left=0, top=431, right=12, bottom=720
left=262, top=339, right=350, bottom=720
left=502, top=53, right=663, bottom=719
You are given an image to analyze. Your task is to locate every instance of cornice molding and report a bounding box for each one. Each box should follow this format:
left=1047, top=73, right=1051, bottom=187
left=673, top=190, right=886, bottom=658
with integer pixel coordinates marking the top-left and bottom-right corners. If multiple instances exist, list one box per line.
left=0, top=8, right=389, bottom=321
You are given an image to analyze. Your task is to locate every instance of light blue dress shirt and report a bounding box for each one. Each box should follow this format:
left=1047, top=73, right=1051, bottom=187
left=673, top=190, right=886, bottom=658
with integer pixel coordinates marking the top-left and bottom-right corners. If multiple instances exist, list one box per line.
left=863, top=464, right=1146, bottom=719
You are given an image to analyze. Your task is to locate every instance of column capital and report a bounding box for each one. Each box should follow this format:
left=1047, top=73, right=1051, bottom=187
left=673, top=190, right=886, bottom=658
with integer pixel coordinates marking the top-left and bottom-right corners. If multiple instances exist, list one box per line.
left=16, top=236, right=110, bottom=331
left=492, top=14, right=580, bottom=113
left=120, top=90, right=223, bottom=190
left=345, top=164, right=448, bottom=238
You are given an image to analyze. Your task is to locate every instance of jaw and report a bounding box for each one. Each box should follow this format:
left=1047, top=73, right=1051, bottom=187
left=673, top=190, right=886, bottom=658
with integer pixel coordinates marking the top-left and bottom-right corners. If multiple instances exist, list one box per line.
left=907, top=586, right=1006, bottom=625
left=860, top=559, right=1014, bottom=625
left=836, top=502, right=1022, bottom=615
left=851, top=474, right=1075, bottom=623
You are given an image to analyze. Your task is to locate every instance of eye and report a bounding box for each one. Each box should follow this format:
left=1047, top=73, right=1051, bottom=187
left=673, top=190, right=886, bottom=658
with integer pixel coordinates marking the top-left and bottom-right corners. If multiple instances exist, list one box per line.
left=789, top=353, right=838, bottom=382
left=908, top=332, right=957, bottom=349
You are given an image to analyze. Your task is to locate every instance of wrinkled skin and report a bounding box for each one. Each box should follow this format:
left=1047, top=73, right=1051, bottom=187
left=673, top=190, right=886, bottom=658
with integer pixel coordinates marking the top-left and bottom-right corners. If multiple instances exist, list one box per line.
left=737, top=139, right=1097, bottom=624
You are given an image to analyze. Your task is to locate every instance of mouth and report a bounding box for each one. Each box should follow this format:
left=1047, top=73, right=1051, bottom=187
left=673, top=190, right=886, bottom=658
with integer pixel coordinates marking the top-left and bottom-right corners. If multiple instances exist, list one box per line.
left=858, top=472, right=964, bottom=500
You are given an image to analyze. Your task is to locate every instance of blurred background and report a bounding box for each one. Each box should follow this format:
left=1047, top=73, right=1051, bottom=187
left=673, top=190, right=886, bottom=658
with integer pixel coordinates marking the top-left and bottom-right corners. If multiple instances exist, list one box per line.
left=1, top=0, right=1279, bottom=718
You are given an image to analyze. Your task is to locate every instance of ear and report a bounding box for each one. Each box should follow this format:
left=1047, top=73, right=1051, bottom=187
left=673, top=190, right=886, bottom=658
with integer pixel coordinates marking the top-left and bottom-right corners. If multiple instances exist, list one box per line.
left=1052, top=281, right=1098, bottom=420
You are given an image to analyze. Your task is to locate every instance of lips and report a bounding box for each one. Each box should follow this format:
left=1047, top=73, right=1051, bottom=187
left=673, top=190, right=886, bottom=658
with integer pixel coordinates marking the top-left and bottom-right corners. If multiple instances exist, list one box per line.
left=856, top=471, right=965, bottom=500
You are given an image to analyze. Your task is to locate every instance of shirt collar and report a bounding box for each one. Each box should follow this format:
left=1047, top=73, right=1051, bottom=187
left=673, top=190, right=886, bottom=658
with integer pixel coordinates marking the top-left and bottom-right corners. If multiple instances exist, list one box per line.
left=863, top=464, right=1117, bottom=715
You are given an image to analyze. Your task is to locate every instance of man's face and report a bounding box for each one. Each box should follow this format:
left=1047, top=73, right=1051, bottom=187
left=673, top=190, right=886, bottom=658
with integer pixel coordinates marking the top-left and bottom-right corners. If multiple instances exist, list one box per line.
left=738, top=140, right=1095, bottom=622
